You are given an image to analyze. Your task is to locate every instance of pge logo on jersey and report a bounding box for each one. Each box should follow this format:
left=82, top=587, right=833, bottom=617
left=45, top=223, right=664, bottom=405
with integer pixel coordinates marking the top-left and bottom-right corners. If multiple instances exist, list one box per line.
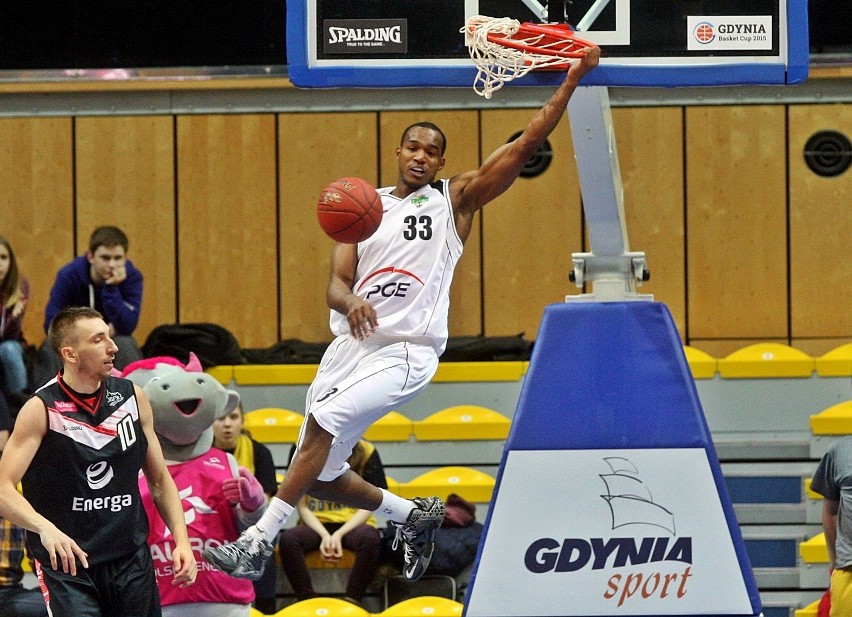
left=359, top=267, right=424, bottom=301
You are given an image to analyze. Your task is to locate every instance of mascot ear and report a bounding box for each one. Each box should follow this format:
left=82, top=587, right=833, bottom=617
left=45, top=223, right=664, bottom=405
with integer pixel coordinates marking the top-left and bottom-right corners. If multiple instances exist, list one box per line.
left=225, top=389, right=241, bottom=414
left=185, top=352, right=204, bottom=373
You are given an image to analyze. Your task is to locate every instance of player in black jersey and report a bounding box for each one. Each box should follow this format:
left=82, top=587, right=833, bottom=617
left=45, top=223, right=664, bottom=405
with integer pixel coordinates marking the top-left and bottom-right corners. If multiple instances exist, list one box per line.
left=0, top=307, right=197, bottom=617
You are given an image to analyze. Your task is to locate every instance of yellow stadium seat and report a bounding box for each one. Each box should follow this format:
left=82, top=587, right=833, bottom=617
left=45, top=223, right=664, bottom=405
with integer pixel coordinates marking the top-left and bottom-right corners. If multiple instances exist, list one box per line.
left=243, top=408, right=304, bottom=443
left=386, top=476, right=400, bottom=493
left=234, top=364, right=318, bottom=386
left=364, top=411, right=413, bottom=442
left=799, top=532, right=828, bottom=564
left=794, top=599, right=820, bottom=617
left=398, top=466, right=495, bottom=502
left=249, top=608, right=266, bottom=617
left=717, top=343, right=815, bottom=378
left=277, top=597, right=370, bottom=616
left=378, top=596, right=464, bottom=617
left=432, top=361, right=528, bottom=383
left=804, top=478, right=823, bottom=501
left=19, top=538, right=33, bottom=572
left=682, top=346, right=717, bottom=379
left=206, top=365, right=234, bottom=384
left=809, top=400, right=852, bottom=435
left=815, top=342, right=852, bottom=377
left=412, top=405, right=510, bottom=441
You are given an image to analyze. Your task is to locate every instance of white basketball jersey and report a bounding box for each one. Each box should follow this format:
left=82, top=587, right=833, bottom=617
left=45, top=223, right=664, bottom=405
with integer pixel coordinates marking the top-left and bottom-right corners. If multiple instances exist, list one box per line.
left=330, top=179, right=463, bottom=353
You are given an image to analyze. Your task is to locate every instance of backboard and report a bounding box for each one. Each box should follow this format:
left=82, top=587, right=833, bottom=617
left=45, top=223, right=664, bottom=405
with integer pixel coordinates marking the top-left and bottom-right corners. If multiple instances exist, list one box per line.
left=286, top=0, right=809, bottom=88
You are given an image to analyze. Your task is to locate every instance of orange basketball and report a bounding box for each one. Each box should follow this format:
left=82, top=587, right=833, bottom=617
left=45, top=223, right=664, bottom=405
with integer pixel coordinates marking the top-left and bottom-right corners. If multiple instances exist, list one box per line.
left=316, top=177, right=383, bottom=244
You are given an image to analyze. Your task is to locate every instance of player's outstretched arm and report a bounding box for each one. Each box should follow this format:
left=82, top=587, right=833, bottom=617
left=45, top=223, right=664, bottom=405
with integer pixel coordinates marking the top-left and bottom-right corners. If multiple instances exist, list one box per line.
left=138, top=385, right=198, bottom=587
left=451, top=46, right=601, bottom=220
left=0, top=397, right=90, bottom=575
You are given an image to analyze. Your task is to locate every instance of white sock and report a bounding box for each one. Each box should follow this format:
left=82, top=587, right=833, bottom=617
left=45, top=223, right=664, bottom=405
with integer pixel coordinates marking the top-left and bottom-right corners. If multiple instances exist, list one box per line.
left=251, top=497, right=294, bottom=543
left=374, top=488, right=415, bottom=523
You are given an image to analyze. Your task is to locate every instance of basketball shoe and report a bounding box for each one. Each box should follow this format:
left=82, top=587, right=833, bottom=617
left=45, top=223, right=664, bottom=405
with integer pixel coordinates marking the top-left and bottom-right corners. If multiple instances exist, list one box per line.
left=201, top=528, right=273, bottom=580
left=390, top=496, right=446, bottom=582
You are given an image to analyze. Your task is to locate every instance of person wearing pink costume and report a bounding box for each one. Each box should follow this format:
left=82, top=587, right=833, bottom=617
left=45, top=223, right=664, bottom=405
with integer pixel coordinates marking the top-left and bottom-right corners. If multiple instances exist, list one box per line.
left=126, top=354, right=267, bottom=617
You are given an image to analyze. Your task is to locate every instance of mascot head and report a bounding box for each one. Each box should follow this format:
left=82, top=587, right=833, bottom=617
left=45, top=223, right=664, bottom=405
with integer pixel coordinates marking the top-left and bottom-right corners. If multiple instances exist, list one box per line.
left=122, top=353, right=240, bottom=461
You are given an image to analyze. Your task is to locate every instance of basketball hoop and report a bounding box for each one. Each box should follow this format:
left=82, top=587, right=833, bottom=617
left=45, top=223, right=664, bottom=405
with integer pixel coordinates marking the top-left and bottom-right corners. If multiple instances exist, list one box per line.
left=462, top=15, right=595, bottom=99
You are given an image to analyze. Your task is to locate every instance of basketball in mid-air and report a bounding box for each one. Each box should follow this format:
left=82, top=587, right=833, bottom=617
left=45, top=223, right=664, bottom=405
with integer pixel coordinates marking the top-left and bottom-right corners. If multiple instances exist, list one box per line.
left=316, top=177, right=383, bottom=244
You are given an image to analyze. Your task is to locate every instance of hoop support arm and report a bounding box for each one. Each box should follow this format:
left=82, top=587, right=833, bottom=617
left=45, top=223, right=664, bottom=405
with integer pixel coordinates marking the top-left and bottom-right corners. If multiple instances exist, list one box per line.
left=566, top=85, right=652, bottom=302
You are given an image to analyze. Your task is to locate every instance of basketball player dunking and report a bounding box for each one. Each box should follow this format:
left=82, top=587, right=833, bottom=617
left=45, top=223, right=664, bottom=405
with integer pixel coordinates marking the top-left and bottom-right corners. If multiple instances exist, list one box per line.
left=204, top=44, right=601, bottom=583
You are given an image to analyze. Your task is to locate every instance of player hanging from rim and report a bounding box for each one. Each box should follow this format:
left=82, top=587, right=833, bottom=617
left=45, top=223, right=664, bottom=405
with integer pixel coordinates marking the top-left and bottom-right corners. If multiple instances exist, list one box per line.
left=203, top=43, right=601, bottom=583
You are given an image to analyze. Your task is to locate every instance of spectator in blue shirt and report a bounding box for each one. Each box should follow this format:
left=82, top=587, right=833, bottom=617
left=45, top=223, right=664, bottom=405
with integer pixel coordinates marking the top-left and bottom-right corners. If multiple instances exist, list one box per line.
left=33, top=226, right=144, bottom=388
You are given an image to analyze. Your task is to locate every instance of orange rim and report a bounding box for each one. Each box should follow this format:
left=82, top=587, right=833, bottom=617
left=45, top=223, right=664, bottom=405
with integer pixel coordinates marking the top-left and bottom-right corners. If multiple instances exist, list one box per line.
left=485, top=21, right=595, bottom=59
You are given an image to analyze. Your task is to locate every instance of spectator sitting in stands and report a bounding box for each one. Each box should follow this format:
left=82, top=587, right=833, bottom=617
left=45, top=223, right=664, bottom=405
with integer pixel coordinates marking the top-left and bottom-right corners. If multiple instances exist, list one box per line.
left=0, top=421, right=44, bottom=617
left=0, top=513, right=48, bottom=617
left=33, top=226, right=143, bottom=387
left=213, top=404, right=280, bottom=615
left=0, top=397, right=10, bottom=456
left=0, top=236, right=31, bottom=414
left=0, top=403, right=42, bottom=616
left=278, top=439, right=386, bottom=608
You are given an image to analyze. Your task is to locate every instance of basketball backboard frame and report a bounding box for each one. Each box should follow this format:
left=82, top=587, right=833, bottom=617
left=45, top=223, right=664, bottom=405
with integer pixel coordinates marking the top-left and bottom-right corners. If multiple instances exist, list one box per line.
left=286, top=0, right=809, bottom=89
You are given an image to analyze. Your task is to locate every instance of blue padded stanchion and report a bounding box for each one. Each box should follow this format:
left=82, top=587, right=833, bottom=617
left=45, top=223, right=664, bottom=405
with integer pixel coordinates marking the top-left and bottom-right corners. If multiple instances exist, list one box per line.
left=464, top=302, right=761, bottom=617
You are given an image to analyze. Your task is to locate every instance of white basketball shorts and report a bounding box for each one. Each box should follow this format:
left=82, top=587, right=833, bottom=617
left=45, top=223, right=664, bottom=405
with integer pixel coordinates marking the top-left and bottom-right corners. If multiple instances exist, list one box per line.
left=300, top=335, right=439, bottom=481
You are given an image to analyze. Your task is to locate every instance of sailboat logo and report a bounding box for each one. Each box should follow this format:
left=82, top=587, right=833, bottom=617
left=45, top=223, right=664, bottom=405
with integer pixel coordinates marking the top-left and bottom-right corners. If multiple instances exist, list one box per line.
left=600, top=457, right=676, bottom=535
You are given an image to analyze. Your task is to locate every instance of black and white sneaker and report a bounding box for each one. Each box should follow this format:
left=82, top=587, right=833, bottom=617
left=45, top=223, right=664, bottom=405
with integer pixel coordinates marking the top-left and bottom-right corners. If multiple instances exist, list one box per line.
left=202, top=529, right=273, bottom=581
left=391, top=496, right=446, bottom=582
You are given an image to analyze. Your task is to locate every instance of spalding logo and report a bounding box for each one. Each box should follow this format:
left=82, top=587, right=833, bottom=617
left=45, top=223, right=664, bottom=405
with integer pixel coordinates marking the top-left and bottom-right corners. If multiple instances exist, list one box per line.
left=319, top=190, right=344, bottom=205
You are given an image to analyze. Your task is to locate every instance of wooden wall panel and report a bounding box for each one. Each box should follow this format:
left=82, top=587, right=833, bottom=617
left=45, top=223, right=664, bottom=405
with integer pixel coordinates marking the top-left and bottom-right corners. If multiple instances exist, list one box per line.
left=690, top=337, right=789, bottom=359
left=278, top=112, right=378, bottom=342
left=2, top=100, right=847, bottom=356
left=379, top=111, right=483, bottom=337
left=788, top=104, right=852, bottom=342
left=0, top=118, right=74, bottom=346
left=481, top=109, right=582, bottom=338
left=176, top=114, right=278, bottom=348
left=794, top=338, right=852, bottom=358
left=686, top=105, right=788, bottom=341
left=612, top=107, right=686, bottom=338
left=75, top=116, right=176, bottom=345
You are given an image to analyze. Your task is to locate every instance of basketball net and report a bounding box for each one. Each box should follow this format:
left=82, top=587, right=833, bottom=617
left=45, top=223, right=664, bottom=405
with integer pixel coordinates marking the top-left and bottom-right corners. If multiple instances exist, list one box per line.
left=463, top=16, right=590, bottom=99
